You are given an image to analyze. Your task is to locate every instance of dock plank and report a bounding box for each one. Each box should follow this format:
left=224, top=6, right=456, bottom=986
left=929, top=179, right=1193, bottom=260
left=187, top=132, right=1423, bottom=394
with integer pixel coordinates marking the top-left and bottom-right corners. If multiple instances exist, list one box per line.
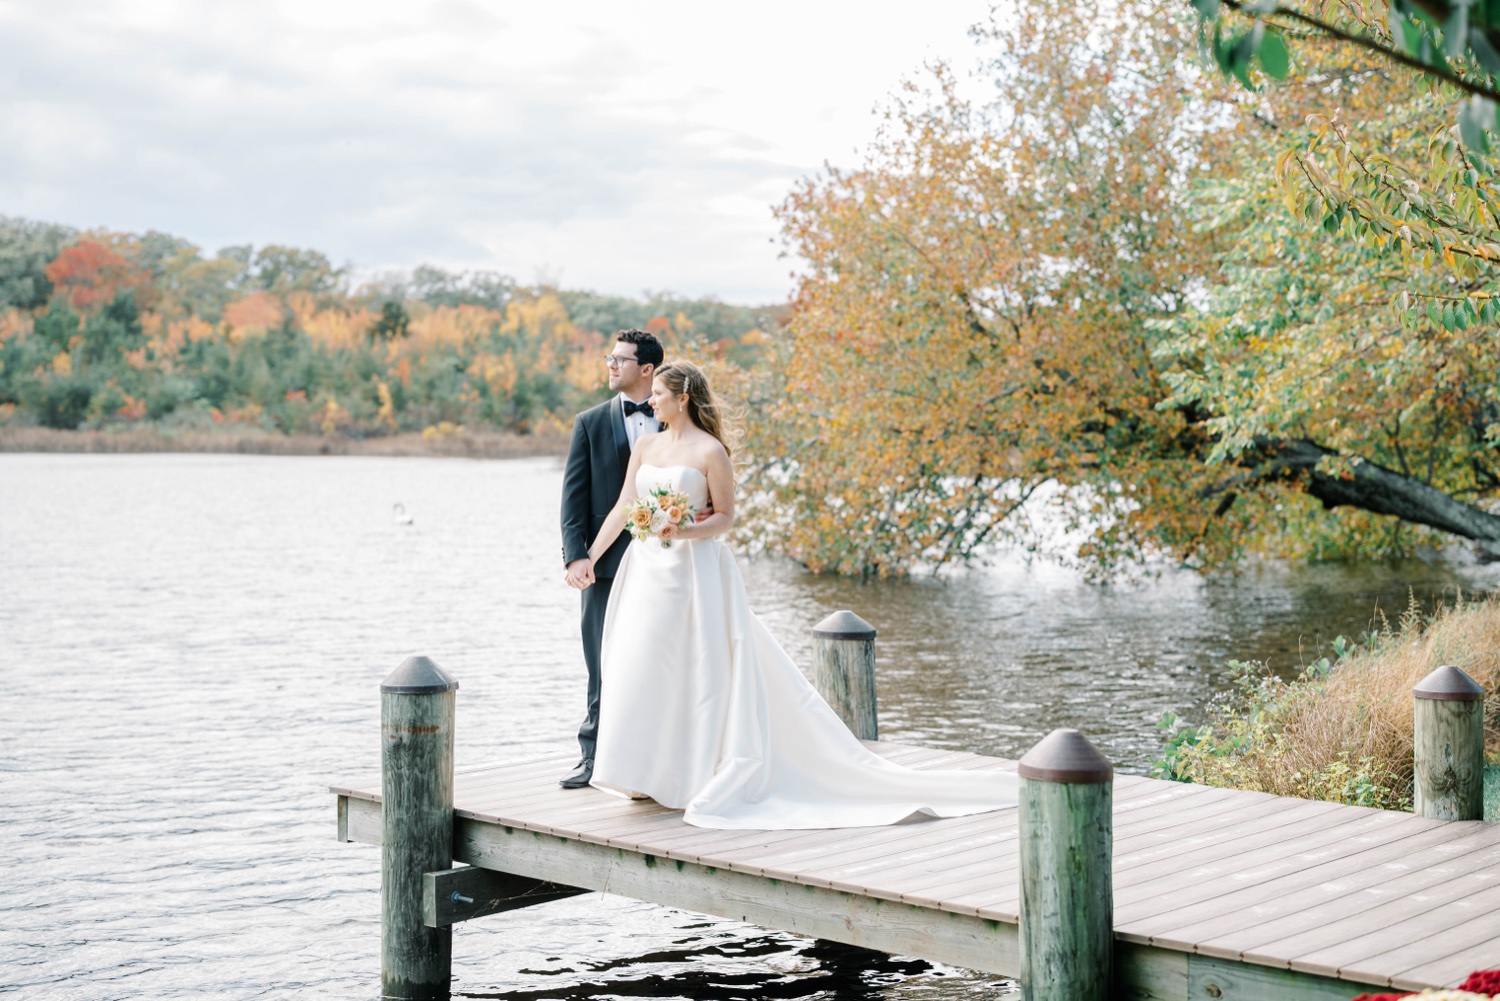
left=1257, top=860, right=1500, bottom=978
left=334, top=742, right=1500, bottom=994
left=1183, top=824, right=1500, bottom=962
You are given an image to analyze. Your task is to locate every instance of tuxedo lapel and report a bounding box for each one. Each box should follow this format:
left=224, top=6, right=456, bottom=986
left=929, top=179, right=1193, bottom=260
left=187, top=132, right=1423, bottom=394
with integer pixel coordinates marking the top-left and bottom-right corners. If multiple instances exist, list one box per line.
left=608, top=396, right=631, bottom=472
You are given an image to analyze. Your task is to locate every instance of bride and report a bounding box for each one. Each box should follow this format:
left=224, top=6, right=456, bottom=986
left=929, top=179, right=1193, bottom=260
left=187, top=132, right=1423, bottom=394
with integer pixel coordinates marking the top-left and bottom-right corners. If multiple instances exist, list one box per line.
left=579, top=361, right=1017, bottom=829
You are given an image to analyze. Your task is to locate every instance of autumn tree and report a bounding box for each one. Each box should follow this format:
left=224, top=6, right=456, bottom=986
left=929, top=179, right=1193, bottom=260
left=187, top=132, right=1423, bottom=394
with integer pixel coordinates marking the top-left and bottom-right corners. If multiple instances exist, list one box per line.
left=154, top=246, right=250, bottom=323
left=43, top=239, right=151, bottom=314
left=0, top=216, right=777, bottom=437
left=250, top=245, right=342, bottom=296
left=1158, top=15, right=1500, bottom=559
left=1189, top=0, right=1500, bottom=136
left=755, top=0, right=1500, bottom=576
left=748, top=1, right=1224, bottom=576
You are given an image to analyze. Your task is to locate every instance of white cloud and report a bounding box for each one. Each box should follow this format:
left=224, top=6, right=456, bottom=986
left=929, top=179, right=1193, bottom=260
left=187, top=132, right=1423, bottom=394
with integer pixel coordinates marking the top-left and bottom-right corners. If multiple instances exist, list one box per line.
left=0, top=0, right=994, bottom=303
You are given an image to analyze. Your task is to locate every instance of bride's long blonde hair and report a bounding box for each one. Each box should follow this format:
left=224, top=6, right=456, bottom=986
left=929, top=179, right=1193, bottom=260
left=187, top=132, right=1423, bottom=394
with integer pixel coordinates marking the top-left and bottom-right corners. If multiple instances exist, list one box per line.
left=656, top=361, right=739, bottom=459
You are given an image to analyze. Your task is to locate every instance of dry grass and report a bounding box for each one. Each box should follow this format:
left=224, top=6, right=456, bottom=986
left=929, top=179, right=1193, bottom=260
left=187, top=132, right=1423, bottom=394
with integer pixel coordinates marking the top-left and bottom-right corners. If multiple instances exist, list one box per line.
left=1164, top=594, right=1500, bottom=810
left=0, top=425, right=569, bottom=460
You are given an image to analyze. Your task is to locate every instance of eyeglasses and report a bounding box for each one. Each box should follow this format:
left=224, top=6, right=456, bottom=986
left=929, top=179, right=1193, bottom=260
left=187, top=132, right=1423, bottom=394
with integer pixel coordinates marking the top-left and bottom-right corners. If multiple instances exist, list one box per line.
left=603, top=354, right=638, bottom=367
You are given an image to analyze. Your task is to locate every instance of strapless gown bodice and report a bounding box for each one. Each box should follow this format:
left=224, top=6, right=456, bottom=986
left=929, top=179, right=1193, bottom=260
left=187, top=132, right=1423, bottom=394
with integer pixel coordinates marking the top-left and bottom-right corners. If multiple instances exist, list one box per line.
left=636, top=463, right=709, bottom=510
left=590, top=463, right=1018, bottom=829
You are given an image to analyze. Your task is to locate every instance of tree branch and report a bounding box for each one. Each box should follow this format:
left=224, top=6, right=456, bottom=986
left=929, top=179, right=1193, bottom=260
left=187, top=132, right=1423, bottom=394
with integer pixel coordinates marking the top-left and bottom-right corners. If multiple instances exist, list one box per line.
left=1204, top=437, right=1500, bottom=554
left=1220, top=0, right=1500, bottom=103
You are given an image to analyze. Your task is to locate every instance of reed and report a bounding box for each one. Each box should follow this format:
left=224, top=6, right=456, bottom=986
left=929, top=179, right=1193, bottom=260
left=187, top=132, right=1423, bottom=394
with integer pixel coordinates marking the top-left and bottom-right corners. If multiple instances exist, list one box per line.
left=1156, top=593, right=1500, bottom=811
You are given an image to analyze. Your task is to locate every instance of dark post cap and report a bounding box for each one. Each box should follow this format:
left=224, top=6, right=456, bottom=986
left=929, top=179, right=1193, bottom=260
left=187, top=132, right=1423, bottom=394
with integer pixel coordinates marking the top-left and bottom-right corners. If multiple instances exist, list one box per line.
left=1413, top=664, right=1485, bottom=701
left=812, top=610, right=876, bottom=641
left=1018, top=728, right=1113, bottom=784
left=381, top=655, right=459, bottom=694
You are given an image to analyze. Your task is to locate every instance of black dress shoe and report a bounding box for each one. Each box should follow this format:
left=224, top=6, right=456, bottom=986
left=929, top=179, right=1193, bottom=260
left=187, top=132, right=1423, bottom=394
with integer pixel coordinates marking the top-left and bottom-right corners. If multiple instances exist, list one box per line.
left=559, top=759, right=594, bottom=789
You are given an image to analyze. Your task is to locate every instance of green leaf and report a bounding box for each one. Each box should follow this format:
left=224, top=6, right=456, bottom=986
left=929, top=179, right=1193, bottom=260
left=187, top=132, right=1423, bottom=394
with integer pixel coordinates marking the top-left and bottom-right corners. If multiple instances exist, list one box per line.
left=1259, top=31, right=1290, bottom=80
left=1470, top=28, right=1500, bottom=75
left=1428, top=300, right=1443, bottom=326
left=1190, top=0, right=1220, bottom=17
left=1460, top=96, right=1496, bottom=152
left=1399, top=16, right=1425, bottom=56
left=1443, top=4, right=1471, bottom=59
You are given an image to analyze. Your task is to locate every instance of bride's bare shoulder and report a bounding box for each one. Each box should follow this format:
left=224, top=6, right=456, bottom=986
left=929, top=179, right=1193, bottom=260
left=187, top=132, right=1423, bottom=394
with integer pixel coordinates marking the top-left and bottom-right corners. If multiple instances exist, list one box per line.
left=697, top=438, right=731, bottom=472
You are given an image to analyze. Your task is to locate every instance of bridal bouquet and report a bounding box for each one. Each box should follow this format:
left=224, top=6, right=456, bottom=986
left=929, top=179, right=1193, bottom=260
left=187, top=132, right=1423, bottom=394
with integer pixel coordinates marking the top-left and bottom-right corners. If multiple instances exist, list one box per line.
left=624, top=487, right=697, bottom=548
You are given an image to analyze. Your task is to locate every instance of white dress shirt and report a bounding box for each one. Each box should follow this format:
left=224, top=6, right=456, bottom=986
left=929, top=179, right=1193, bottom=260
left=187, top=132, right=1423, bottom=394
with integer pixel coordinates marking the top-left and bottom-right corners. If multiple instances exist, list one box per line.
left=620, top=393, right=659, bottom=450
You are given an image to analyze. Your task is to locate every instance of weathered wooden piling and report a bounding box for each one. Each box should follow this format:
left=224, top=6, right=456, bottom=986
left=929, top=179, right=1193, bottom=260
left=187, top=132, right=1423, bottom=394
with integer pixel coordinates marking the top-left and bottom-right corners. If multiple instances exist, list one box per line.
left=381, top=656, right=458, bottom=1000
left=811, top=610, right=878, bottom=740
left=1413, top=664, right=1486, bottom=822
left=1017, top=728, right=1113, bottom=1001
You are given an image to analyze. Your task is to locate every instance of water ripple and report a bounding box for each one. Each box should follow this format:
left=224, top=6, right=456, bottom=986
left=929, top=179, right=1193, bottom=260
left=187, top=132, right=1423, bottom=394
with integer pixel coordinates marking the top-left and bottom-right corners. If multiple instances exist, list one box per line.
left=3, top=452, right=1496, bottom=999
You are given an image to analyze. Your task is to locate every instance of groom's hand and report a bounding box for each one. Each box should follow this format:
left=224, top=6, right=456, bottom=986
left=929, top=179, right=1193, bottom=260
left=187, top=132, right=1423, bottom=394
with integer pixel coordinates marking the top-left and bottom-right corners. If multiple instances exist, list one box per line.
left=695, top=500, right=714, bottom=523
left=565, top=558, right=596, bottom=590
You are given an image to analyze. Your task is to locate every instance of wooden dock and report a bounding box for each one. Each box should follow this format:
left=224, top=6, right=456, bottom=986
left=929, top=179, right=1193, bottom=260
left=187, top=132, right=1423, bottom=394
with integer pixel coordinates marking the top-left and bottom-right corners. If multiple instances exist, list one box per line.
left=332, top=739, right=1500, bottom=1000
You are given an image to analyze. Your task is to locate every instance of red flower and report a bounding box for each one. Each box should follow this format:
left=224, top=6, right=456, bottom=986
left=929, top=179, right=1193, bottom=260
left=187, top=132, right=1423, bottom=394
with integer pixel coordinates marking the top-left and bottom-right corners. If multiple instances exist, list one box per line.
left=1458, top=969, right=1500, bottom=995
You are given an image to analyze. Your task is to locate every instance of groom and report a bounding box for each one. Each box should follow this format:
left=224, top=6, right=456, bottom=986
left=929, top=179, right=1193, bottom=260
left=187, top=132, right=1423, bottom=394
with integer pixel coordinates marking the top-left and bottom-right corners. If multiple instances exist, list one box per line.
left=558, top=329, right=664, bottom=788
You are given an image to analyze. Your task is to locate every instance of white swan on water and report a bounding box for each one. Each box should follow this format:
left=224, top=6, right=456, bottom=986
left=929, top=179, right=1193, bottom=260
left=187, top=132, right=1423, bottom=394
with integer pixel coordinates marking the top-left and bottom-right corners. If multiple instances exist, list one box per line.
left=393, top=502, right=414, bottom=526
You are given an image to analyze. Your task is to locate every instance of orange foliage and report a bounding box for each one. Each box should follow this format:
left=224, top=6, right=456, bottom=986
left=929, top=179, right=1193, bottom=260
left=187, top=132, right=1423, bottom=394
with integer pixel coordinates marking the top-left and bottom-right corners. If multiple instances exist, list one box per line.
left=288, top=291, right=373, bottom=351
left=0, top=309, right=31, bottom=344
left=222, top=291, right=286, bottom=341
left=405, top=304, right=501, bottom=354
left=117, top=393, right=147, bottom=420
left=44, top=240, right=151, bottom=313
left=164, top=316, right=214, bottom=354
left=467, top=352, right=518, bottom=396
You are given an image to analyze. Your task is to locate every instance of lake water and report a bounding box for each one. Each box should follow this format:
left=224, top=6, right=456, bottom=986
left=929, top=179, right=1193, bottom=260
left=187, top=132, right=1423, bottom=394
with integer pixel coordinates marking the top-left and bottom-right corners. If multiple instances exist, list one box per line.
left=4, top=452, right=1497, bottom=1000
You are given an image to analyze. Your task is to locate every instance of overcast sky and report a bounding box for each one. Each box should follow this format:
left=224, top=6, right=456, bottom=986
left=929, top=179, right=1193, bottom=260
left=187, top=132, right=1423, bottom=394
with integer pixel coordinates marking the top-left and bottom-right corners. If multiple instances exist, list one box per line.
left=0, top=0, right=995, bottom=304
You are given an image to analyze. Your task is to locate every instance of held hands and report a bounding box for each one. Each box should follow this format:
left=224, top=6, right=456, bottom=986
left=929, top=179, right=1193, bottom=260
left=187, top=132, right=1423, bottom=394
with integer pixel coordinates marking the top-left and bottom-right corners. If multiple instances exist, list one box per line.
left=572, top=496, right=713, bottom=579
left=565, top=557, right=596, bottom=590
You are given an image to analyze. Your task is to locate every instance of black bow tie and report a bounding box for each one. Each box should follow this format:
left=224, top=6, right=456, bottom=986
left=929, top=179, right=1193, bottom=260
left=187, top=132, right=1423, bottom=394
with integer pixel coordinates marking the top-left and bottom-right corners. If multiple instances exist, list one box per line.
left=624, top=400, right=654, bottom=418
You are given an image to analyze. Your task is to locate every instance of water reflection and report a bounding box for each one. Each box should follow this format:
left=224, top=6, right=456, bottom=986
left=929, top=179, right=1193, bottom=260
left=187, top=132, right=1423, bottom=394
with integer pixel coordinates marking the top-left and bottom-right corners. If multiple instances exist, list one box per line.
left=462, top=936, right=954, bottom=1001
left=746, top=553, right=1498, bottom=771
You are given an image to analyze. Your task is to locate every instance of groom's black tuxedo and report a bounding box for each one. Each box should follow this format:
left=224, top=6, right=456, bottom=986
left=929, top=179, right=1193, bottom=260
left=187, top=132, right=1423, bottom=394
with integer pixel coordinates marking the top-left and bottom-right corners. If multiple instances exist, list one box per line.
left=560, top=395, right=640, bottom=773
left=560, top=396, right=633, bottom=579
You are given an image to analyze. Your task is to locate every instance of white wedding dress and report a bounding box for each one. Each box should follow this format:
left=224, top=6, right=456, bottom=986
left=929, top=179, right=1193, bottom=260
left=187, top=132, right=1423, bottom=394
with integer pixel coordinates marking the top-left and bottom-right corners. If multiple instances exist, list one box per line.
left=591, top=464, right=1018, bottom=829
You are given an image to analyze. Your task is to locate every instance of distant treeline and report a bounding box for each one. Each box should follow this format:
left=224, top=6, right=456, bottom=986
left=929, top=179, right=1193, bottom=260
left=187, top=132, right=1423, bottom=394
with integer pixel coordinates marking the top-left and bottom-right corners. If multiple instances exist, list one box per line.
left=0, top=216, right=781, bottom=436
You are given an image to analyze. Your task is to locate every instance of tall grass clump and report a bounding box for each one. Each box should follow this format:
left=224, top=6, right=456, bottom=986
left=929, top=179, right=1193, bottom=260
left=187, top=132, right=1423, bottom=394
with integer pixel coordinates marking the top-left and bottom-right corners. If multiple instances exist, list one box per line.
left=1155, top=593, right=1500, bottom=811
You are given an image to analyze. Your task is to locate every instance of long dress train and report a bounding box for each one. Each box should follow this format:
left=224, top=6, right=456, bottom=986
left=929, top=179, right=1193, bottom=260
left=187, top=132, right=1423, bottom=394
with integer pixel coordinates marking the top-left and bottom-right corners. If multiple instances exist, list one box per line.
left=591, top=464, right=1018, bottom=829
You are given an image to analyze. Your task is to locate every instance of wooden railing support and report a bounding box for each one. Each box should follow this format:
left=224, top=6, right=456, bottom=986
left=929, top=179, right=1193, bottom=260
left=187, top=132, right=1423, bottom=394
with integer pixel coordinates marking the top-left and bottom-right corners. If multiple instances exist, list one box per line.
left=1413, top=664, right=1486, bottom=822
left=1018, top=728, right=1113, bottom=1001
left=811, top=610, right=878, bottom=740
left=381, top=656, right=458, bottom=1000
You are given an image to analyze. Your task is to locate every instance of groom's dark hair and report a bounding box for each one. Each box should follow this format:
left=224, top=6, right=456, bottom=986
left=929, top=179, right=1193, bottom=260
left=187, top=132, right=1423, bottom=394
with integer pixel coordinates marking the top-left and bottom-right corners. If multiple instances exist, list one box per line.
left=616, top=329, right=664, bottom=370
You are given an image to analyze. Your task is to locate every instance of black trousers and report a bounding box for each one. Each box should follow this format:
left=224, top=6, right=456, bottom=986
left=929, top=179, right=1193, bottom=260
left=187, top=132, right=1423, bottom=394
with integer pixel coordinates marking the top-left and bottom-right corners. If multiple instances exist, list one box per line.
left=575, top=576, right=614, bottom=762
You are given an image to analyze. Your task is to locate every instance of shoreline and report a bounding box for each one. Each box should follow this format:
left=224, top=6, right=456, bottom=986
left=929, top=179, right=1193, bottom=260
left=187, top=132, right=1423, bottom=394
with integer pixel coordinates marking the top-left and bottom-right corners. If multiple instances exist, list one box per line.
left=0, top=426, right=570, bottom=460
